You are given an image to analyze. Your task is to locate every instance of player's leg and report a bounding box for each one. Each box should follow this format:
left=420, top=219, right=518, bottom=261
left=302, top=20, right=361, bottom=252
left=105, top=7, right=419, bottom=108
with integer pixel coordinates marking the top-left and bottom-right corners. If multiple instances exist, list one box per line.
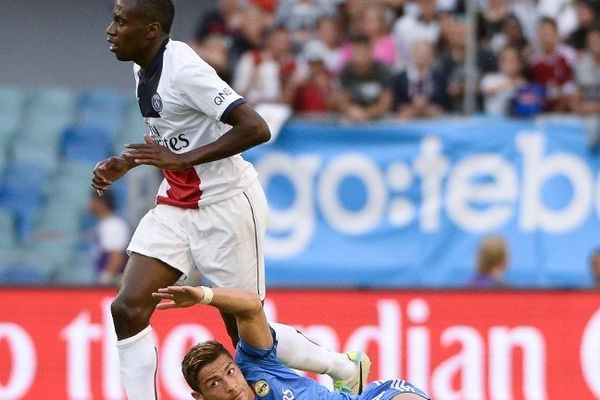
left=112, top=253, right=181, bottom=338
left=270, top=322, right=364, bottom=384
left=194, top=181, right=366, bottom=390
left=114, top=205, right=193, bottom=400
left=111, top=253, right=182, bottom=400
left=189, top=180, right=267, bottom=348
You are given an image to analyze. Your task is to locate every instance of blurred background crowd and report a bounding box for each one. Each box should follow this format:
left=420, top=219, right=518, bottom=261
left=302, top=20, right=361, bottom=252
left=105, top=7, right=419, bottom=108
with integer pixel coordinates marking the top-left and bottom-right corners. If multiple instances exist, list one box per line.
left=190, top=0, right=600, bottom=123
left=1, top=0, right=600, bottom=288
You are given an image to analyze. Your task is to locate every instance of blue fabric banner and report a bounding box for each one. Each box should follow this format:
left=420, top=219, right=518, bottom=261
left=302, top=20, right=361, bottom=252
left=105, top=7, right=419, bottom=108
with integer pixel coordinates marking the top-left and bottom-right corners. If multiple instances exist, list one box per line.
left=244, top=117, right=600, bottom=288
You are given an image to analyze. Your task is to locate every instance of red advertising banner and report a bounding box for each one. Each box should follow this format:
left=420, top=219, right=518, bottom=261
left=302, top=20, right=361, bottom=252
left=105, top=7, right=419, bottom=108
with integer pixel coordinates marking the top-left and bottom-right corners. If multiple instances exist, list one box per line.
left=0, top=289, right=599, bottom=400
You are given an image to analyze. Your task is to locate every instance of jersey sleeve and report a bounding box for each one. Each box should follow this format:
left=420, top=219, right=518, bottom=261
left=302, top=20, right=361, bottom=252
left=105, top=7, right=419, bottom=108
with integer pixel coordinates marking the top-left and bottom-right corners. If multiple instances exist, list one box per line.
left=235, top=327, right=279, bottom=365
left=176, top=61, right=244, bottom=121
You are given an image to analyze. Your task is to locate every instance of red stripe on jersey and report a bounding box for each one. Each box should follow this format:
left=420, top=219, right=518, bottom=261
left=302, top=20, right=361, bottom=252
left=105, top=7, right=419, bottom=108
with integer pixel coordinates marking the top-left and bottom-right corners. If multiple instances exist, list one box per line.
left=156, top=167, right=202, bottom=209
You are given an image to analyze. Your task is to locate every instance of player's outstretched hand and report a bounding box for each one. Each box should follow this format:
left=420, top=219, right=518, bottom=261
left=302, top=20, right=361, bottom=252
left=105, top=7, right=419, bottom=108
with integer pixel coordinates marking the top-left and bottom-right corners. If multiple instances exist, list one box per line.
left=153, top=285, right=205, bottom=310
left=123, top=134, right=190, bottom=171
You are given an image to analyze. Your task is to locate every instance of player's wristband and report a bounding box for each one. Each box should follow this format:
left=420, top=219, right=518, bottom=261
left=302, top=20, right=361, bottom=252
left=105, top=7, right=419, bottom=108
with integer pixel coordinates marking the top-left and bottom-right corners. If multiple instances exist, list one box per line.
left=200, top=286, right=214, bottom=305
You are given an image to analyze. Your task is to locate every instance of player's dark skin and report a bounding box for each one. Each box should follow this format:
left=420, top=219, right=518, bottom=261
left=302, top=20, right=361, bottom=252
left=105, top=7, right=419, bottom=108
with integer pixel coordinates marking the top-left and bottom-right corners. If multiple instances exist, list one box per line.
left=94, top=0, right=270, bottom=343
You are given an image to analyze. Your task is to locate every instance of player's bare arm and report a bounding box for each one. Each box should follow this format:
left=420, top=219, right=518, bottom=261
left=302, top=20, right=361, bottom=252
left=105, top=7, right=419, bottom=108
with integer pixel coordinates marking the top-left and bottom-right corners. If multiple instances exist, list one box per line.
left=153, top=286, right=273, bottom=350
left=123, top=103, right=270, bottom=170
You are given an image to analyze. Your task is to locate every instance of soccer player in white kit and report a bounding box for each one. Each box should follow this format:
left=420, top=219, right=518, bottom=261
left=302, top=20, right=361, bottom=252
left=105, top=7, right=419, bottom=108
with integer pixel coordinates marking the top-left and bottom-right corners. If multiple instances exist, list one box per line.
left=93, top=1, right=369, bottom=399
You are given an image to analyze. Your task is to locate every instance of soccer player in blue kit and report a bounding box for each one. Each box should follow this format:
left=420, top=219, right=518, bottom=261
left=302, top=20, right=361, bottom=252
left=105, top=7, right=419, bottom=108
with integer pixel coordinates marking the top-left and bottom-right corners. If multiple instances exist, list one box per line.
left=153, top=285, right=431, bottom=400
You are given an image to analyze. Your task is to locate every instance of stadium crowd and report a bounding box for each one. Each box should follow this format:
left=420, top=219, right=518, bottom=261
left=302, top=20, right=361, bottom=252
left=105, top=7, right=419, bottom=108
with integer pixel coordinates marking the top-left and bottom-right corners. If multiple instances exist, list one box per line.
left=190, top=0, right=600, bottom=122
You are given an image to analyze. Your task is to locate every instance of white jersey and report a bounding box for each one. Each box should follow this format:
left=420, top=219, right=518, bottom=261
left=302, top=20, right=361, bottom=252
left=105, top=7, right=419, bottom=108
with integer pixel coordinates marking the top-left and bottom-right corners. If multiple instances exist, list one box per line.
left=133, top=39, right=258, bottom=208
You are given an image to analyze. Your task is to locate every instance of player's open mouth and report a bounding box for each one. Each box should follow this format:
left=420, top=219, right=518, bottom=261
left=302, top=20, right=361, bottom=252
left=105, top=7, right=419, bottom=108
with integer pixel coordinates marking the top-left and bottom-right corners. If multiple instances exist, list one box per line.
left=107, top=38, right=118, bottom=52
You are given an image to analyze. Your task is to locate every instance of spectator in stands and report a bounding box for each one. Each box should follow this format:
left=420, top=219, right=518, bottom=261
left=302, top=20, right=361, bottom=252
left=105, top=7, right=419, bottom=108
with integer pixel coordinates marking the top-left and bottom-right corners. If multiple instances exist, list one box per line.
left=337, top=34, right=393, bottom=122
left=567, top=0, right=600, bottom=52
left=290, top=46, right=336, bottom=114
left=275, top=0, right=336, bottom=51
left=88, top=191, right=130, bottom=286
left=571, top=26, right=600, bottom=148
left=302, top=15, right=345, bottom=76
left=228, top=2, right=274, bottom=71
left=572, top=27, right=600, bottom=116
left=392, top=0, right=441, bottom=70
left=489, top=14, right=531, bottom=59
left=341, top=3, right=396, bottom=69
left=193, top=0, right=244, bottom=41
left=191, top=32, right=232, bottom=83
left=527, top=17, right=576, bottom=112
left=468, top=235, right=509, bottom=288
left=393, top=40, right=447, bottom=119
left=381, top=0, right=407, bottom=20
left=479, top=0, right=512, bottom=47
left=252, top=0, right=277, bottom=14
left=537, top=0, right=578, bottom=39
left=233, top=26, right=299, bottom=106
left=589, top=248, right=600, bottom=288
left=437, top=19, right=497, bottom=113
left=480, top=46, right=527, bottom=116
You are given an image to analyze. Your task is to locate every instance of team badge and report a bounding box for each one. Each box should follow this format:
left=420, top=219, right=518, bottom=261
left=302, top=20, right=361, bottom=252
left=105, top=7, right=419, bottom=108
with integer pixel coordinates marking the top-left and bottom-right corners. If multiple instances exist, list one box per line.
left=151, top=93, right=163, bottom=112
left=253, top=380, right=270, bottom=397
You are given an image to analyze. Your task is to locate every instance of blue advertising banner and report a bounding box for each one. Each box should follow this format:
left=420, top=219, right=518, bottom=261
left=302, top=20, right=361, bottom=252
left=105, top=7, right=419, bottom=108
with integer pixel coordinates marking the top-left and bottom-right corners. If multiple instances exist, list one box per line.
left=244, top=117, right=600, bottom=288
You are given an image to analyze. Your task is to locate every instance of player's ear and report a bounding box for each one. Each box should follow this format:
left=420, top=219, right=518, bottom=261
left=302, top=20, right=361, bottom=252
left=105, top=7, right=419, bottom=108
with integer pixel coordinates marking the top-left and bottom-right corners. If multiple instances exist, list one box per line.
left=146, top=21, right=161, bottom=39
left=191, top=391, right=203, bottom=400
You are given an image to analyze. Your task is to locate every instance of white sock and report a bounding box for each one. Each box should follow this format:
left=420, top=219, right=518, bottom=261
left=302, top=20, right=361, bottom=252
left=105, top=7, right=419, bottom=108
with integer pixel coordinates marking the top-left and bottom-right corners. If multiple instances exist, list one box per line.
left=116, top=326, right=158, bottom=400
left=271, top=322, right=355, bottom=380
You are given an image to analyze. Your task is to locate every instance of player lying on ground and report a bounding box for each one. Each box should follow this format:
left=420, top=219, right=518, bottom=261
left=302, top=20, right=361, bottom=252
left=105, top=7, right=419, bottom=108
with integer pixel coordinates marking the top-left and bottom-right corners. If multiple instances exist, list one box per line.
left=153, top=285, right=431, bottom=400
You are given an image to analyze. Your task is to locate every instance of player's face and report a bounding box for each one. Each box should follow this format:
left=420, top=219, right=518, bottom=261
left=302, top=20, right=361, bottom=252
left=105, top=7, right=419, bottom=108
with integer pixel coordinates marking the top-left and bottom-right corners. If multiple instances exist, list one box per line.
left=106, top=0, right=150, bottom=62
left=193, top=354, right=253, bottom=400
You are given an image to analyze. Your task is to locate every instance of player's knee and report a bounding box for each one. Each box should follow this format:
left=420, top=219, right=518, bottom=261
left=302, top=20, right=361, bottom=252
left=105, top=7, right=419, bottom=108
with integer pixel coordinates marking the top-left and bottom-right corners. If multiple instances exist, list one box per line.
left=110, top=296, right=153, bottom=326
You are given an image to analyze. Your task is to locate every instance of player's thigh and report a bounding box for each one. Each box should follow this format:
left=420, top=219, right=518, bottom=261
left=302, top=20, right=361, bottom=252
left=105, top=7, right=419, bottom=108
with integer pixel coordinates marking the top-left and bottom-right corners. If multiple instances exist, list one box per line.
left=118, top=252, right=182, bottom=307
left=127, top=205, right=196, bottom=276
left=190, top=183, right=267, bottom=298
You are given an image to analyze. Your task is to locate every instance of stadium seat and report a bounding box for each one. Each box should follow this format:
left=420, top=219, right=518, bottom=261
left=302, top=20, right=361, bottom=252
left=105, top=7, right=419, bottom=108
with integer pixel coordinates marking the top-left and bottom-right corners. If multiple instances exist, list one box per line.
left=11, top=140, right=60, bottom=171
left=0, top=208, right=17, bottom=251
left=53, top=248, right=95, bottom=285
left=0, top=152, right=6, bottom=178
left=0, top=162, right=52, bottom=240
left=61, top=125, right=112, bottom=163
left=0, top=263, right=55, bottom=285
left=20, top=87, right=75, bottom=142
left=0, top=86, right=25, bottom=146
left=77, top=89, right=127, bottom=136
left=113, top=99, right=147, bottom=153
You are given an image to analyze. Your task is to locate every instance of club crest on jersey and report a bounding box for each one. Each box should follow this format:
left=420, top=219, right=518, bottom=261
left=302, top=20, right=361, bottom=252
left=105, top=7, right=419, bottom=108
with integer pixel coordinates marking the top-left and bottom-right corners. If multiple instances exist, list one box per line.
left=253, top=380, right=270, bottom=397
left=152, top=93, right=163, bottom=112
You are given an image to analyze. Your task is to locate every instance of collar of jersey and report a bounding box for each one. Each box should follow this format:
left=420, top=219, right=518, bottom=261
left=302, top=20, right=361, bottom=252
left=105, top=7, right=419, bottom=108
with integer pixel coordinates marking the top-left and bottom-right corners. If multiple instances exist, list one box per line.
left=139, top=38, right=170, bottom=78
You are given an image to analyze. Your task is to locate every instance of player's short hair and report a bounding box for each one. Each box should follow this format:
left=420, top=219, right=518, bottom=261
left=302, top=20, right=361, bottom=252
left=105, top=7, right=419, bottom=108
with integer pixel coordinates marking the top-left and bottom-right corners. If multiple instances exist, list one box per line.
left=182, top=340, right=233, bottom=393
left=134, top=0, right=175, bottom=35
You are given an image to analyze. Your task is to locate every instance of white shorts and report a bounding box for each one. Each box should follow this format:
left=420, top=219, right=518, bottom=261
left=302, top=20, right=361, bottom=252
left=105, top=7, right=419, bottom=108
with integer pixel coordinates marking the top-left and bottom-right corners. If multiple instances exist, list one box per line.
left=127, top=180, right=267, bottom=299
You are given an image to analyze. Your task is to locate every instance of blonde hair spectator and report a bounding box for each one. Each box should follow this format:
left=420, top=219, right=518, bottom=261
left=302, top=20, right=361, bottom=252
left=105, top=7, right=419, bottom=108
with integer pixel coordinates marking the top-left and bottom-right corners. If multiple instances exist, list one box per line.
left=468, top=235, right=509, bottom=288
